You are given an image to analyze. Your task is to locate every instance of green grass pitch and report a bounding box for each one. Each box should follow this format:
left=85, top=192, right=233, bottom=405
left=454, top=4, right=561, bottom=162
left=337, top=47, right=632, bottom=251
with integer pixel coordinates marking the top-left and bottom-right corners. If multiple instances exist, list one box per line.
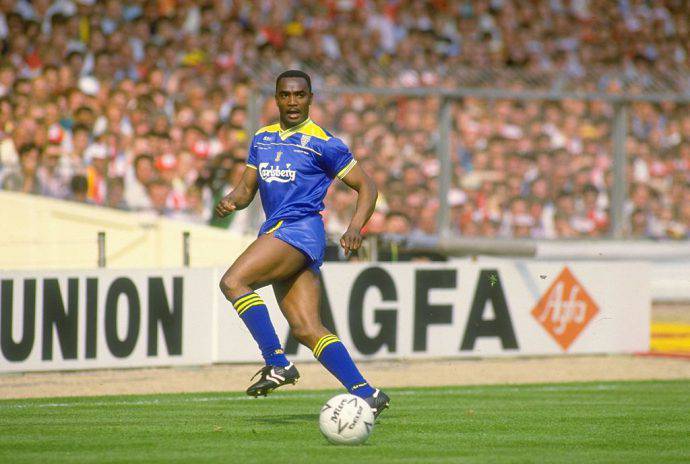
left=1, top=380, right=688, bottom=463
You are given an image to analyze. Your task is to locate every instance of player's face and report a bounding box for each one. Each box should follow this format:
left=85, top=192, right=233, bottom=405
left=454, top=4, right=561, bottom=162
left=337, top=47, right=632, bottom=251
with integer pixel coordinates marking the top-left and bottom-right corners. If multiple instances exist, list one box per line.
left=275, top=77, right=312, bottom=129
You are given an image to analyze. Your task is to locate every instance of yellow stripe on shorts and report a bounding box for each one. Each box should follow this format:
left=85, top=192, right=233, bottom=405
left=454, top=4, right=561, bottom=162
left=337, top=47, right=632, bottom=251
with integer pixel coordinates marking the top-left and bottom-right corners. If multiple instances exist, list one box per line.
left=264, top=220, right=284, bottom=235
left=313, top=334, right=339, bottom=358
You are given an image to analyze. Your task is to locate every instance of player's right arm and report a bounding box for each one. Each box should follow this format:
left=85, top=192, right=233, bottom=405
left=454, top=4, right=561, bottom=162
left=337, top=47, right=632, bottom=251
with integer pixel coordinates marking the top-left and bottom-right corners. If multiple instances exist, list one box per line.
left=214, top=166, right=258, bottom=217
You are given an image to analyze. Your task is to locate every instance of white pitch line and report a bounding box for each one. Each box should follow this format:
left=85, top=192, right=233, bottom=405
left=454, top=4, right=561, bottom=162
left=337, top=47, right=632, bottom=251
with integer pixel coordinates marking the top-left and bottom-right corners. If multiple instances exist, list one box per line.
left=0, top=384, right=620, bottom=410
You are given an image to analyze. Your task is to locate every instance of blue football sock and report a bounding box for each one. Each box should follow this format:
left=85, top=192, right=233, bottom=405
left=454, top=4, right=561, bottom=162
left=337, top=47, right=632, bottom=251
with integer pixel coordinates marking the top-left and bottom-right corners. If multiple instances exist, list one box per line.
left=313, top=334, right=375, bottom=398
left=233, top=292, right=289, bottom=367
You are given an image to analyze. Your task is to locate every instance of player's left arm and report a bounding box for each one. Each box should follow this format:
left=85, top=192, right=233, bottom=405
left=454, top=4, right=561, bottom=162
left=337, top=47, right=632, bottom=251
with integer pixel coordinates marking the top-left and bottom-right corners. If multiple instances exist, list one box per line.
left=339, top=164, right=378, bottom=255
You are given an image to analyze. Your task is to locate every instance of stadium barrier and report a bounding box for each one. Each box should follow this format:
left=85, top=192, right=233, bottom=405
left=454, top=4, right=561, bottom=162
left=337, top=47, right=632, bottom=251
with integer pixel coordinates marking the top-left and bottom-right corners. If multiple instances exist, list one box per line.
left=0, top=191, right=253, bottom=269
left=2, top=192, right=686, bottom=300
left=0, top=261, right=649, bottom=372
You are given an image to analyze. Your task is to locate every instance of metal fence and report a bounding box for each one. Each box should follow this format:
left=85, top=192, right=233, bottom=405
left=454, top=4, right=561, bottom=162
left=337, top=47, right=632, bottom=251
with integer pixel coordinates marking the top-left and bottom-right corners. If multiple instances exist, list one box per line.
left=248, top=79, right=690, bottom=251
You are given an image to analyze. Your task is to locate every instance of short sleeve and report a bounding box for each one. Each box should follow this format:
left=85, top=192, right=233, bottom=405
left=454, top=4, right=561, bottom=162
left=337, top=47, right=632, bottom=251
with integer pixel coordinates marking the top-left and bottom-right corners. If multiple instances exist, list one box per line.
left=321, top=137, right=357, bottom=179
left=246, top=135, right=258, bottom=169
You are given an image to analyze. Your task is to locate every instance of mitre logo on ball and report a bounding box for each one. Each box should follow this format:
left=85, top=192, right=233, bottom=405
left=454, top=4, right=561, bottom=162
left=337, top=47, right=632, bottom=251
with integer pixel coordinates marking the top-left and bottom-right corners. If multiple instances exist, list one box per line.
left=319, top=394, right=375, bottom=445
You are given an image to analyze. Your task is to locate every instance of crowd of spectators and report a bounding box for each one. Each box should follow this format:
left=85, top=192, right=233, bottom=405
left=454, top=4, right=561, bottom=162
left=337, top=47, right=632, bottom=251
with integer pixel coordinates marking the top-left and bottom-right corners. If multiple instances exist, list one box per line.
left=0, top=0, right=688, bottom=242
left=337, top=96, right=690, bottom=242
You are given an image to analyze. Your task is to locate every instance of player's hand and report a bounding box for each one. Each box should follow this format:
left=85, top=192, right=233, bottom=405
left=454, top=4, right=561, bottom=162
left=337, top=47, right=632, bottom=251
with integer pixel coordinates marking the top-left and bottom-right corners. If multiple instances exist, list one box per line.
left=215, top=195, right=237, bottom=217
left=340, top=227, right=362, bottom=256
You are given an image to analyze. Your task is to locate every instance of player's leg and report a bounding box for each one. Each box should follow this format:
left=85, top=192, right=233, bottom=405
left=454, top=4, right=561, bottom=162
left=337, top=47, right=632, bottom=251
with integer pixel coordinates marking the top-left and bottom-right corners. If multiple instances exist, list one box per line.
left=273, top=268, right=390, bottom=417
left=219, top=234, right=305, bottom=373
left=220, top=233, right=307, bottom=300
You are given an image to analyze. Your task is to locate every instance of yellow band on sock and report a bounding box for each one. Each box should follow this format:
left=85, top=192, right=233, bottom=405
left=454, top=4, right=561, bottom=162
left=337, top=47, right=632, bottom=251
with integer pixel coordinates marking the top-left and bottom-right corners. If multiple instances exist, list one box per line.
left=234, top=292, right=259, bottom=306
left=237, top=301, right=263, bottom=316
left=313, top=334, right=339, bottom=358
left=233, top=293, right=264, bottom=315
left=236, top=296, right=261, bottom=311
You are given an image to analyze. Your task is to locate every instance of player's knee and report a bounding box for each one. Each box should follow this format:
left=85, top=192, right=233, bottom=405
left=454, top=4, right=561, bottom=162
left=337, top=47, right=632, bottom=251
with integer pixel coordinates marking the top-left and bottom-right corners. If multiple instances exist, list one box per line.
left=218, top=272, right=245, bottom=300
left=290, top=326, right=311, bottom=346
left=291, top=324, right=323, bottom=347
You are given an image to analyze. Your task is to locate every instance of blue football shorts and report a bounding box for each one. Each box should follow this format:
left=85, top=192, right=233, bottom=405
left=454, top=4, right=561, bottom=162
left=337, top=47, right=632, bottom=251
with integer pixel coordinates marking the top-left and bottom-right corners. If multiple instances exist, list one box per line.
left=258, top=214, right=326, bottom=273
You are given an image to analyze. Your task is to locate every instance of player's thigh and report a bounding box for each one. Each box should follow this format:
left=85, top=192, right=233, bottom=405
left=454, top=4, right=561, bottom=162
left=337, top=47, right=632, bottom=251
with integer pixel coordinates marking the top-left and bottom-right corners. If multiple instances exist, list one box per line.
left=273, top=268, right=327, bottom=345
left=222, top=234, right=307, bottom=290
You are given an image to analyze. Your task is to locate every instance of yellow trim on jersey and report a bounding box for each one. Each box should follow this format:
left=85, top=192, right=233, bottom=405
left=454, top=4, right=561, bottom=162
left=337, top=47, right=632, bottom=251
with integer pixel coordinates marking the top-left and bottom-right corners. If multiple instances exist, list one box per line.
left=264, top=220, right=284, bottom=235
left=278, top=118, right=312, bottom=140
left=336, top=159, right=357, bottom=179
left=313, top=334, right=339, bottom=358
left=246, top=163, right=257, bottom=169
left=255, top=123, right=281, bottom=135
left=294, top=120, right=331, bottom=141
left=257, top=119, right=331, bottom=142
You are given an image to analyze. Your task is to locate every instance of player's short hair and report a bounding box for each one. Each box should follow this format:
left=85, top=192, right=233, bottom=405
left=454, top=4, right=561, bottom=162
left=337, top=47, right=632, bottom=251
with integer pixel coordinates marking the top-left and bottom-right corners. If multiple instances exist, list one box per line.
left=276, top=70, right=312, bottom=93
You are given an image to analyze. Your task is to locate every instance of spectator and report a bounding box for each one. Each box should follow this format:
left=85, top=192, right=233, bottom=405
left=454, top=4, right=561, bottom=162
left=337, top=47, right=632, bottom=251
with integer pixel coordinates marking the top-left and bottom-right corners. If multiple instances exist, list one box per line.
left=38, top=142, right=71, bottom=199
left=105, top=176, right=127, bottom=210
left=146, top=178, right=172, bottom=216
left=84, top=142, right=108, bottom=205
left=384, top=211, right=412, bottom=236
left=2, top=143, right=41, bottom=194
left=324, top=186, right=355, bottom=240
left=125, top=153, right=154, bottom=211
left=69, top=174, right=89, bottom=203
left=0, top=0, right=688, bottom=241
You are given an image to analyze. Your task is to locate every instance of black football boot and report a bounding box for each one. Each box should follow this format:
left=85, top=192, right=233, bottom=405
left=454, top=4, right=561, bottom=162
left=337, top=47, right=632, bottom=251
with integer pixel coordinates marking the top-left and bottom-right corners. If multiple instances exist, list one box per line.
left=246, top=363, right=300, bottom=397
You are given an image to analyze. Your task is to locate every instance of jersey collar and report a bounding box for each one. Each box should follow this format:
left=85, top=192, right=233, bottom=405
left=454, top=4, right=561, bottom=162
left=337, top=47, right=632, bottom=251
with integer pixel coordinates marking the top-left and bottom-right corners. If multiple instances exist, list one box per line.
left=278, top=118, right=312, bottom=140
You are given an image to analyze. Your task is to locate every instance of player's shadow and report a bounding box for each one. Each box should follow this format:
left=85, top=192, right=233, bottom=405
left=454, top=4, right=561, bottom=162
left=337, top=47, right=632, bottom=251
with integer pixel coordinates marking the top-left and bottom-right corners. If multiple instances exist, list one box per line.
left=247, top=414, right=316, bottom=425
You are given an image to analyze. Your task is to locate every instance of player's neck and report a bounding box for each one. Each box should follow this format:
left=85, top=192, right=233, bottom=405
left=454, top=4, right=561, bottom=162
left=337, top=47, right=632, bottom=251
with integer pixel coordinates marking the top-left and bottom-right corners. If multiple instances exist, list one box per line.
left=279, top=117, right=311, bottom=132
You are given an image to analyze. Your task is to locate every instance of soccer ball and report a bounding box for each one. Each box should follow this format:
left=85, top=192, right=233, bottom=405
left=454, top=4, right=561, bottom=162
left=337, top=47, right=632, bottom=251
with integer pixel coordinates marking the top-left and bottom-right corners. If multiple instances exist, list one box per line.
left=319, top=393, right=375, bottom=445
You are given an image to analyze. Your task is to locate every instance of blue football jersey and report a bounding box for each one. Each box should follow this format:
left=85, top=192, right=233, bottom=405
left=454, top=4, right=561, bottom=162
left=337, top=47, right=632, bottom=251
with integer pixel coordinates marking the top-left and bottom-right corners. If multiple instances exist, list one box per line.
left=246, top=118, right=357, bottom=223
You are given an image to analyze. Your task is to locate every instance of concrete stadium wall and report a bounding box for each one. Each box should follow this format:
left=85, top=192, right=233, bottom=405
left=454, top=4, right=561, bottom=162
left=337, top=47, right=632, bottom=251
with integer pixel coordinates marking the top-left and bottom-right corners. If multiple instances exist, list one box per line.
left=0, top=191, right=253, bottom=269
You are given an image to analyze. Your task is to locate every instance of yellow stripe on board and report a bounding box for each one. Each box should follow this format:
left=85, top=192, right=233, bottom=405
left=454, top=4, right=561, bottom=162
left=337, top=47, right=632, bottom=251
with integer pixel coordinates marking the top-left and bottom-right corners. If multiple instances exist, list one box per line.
left=650, top=323, right=690, bottom=353
left=652, top=323, right=690, bottom=335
